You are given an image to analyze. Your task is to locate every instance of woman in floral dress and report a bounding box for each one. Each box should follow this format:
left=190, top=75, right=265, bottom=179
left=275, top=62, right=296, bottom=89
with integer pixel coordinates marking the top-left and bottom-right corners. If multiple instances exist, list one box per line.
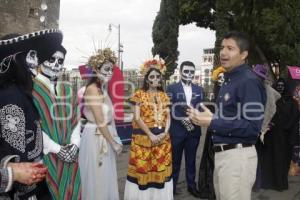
left=124, top=58, right=173, bottom=200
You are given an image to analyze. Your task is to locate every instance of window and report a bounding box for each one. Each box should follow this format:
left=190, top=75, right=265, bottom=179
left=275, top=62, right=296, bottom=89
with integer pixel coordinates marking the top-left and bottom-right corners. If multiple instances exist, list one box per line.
left=28, top=8, right=37, bottom=18
left=204, top=69, right=210, bottom=75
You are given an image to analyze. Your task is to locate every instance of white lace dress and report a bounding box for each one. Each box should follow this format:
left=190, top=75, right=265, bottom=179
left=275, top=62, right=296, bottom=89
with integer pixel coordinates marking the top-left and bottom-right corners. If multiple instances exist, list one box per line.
left=78, top=90, right=119, bottom=200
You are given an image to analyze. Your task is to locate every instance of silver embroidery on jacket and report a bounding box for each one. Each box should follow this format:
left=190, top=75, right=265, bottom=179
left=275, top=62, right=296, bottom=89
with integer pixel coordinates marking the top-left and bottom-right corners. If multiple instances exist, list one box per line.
left=27, top=121, right=43, bottom=160
left=0, top=104, right=25, bottom=153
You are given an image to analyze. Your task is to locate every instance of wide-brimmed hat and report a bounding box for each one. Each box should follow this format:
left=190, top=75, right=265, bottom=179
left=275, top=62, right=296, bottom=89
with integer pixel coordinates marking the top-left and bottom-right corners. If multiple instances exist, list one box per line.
left=56, top=44, right=67, bottom=56
left=253, top=64, right=267, bottom=80
left=0, top=29, right=63, bottom=64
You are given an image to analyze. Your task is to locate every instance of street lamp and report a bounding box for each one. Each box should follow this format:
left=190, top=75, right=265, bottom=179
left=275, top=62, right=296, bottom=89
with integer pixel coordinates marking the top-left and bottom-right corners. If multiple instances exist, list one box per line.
left=109, top=23, right=123, bottom=70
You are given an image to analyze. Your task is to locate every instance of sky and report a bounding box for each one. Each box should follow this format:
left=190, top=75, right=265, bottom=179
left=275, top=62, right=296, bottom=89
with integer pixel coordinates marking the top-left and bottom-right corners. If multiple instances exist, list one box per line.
left=59, top=0, right=215, bottom=70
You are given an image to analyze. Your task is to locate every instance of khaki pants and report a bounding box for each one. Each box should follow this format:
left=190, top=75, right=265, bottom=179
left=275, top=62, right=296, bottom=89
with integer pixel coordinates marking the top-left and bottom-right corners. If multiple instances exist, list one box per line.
left=214, top=146, right=257, bottom=200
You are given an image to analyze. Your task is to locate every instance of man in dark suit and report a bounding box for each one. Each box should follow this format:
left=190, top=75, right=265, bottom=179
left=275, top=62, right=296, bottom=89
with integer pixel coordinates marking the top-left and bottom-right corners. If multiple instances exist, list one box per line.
left=167, top=61, right=203, bottom=197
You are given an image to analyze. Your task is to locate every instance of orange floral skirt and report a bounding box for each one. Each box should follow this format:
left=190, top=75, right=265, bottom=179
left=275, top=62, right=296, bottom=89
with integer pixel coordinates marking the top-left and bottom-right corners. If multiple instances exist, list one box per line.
left=126, top=130, right=172, bottom=190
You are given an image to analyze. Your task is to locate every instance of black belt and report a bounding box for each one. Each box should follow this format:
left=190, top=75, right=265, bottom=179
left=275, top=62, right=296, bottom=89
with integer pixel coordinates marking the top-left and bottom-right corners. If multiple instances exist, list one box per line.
left=213, top=143, right=253, bottom=153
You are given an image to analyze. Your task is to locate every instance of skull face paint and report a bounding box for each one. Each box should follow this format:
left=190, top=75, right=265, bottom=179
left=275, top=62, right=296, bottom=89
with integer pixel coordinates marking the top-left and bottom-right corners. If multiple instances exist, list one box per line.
left=147, top=70, right=162, bottom=88
left=180, top=65, right=195, bottom=84
left=275, top=81, right=285, bottom=94
left=217, top=72, right=225, bottom=86
left=41, top=51, right=65, bottom=81
left=26, top=50, right=39, bottom=75
left=96, top=61, right=113, bottom=83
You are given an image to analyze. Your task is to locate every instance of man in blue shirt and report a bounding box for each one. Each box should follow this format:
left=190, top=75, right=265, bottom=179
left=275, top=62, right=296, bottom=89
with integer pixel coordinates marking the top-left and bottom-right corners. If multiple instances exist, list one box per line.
left=187, top=31, right=266, bottom=200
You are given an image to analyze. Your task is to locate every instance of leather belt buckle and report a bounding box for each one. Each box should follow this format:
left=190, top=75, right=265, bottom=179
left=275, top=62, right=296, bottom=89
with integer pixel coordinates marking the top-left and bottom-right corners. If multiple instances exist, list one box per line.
left=220, top=145, right=224, bottom=151
left=213, top=143, right=253, bottom=153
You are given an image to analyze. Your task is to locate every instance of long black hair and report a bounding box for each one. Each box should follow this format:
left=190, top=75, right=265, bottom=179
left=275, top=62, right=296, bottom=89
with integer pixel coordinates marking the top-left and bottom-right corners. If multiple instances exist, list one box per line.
left=0, top=52, right=33, bottom=97
left=86, top=71, right=101, bottom=89
left=142, top=68, right=164, bottom=92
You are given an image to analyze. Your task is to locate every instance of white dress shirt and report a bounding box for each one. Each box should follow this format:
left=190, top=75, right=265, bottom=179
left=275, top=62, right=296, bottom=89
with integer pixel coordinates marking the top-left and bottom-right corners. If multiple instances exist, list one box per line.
left=181, top=81, right=192, bottom=105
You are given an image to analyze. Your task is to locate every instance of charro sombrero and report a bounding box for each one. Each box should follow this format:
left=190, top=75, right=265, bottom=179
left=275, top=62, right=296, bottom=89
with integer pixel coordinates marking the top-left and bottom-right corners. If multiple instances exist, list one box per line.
left=0, top=29, right=63, bottom=64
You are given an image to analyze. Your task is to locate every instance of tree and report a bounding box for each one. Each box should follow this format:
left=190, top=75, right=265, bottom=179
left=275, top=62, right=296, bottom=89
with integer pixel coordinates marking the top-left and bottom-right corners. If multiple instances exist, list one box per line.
left=254, top=0, right=300, bottom=75
left=177, top=0, right=300, bottom=77
left=152, top=0, right=179, bottom=79
left=153, top=0, right=300, bottom=78
left=179, top=0, right=215, bottom=29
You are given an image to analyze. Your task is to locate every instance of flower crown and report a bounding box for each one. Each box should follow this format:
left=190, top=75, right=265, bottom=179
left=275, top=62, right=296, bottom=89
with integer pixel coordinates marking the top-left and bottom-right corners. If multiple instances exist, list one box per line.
left=87, top=48, right=117, bottom=70
left=140, top=56, right=167, bottom=76
left=211, top=66, right=226, bottom=81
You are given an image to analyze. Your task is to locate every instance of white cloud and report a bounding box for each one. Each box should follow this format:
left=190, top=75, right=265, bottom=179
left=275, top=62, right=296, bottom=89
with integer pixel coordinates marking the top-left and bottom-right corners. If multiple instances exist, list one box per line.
left=59, top=0, right=215, bottom=70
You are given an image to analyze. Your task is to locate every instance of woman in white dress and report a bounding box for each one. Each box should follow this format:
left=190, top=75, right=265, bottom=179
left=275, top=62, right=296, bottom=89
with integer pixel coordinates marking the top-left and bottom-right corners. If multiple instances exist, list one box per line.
left=78, top=48, right=123, bottom=200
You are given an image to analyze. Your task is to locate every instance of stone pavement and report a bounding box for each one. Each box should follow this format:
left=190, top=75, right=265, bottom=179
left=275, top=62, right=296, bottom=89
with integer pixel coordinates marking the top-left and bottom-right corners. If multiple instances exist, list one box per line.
left=116, top=129, right=300, bottom=200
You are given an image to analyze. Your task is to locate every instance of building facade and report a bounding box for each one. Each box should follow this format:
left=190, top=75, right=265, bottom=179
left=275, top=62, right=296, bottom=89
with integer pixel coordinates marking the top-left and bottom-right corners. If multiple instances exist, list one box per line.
left=0, top=0, right=60, bottom=37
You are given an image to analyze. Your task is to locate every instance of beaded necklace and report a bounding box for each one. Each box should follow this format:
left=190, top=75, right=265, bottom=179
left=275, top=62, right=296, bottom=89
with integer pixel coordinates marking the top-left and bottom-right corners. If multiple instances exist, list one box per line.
left=149, top=91, right=164, bottom=129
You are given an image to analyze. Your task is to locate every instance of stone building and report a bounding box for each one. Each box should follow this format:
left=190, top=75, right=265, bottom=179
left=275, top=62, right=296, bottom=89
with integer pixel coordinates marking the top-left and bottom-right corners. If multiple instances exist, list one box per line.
left=0, top=0, right=60, bottom=37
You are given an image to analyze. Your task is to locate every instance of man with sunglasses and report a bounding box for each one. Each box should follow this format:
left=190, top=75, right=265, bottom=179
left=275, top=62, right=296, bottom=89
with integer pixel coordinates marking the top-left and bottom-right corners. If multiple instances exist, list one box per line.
left=167, top=61, right=203, bottom=197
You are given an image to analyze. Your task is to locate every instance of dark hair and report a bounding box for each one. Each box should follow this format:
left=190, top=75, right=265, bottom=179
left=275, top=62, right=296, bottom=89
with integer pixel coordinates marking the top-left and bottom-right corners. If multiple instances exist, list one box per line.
left=180, top=61, right=195, bottom=72
left=85, top=72, right=105, bottom=96
left=142, top=68, right=164, bottom=92
left=0, top=52, right=33, bottom=97
left=222, top=31, right=250, bottom=53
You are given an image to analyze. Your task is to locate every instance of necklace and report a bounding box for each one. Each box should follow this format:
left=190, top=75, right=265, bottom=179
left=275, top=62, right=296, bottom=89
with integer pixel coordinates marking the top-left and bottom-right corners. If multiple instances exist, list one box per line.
left=149, top=91, right=163, bottom=129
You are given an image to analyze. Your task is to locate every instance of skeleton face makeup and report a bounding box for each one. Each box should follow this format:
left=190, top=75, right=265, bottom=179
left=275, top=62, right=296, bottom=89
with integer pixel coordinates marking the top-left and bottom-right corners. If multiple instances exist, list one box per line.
left=180, top=65, right=195, bottom=85
left=26, top=50, right=38, bottom=75
left=41, top=51, right=65, bottom=81
left=217, top=72, right=225, bottom=86
left=147, top=70, right=162, bottom=89
left=96, top=61, right=113, bottom=83
left=276, top=81, right=285, bottom=94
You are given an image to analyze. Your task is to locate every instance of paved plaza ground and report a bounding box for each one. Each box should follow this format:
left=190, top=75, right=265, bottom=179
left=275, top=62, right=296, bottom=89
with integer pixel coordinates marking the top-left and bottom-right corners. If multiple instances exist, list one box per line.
left=116, top=129, right=300, bottom=200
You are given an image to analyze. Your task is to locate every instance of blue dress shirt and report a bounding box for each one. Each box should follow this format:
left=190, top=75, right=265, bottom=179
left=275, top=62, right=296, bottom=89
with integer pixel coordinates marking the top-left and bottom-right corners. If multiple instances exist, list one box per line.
left=209, top=64, right=267, bottom=144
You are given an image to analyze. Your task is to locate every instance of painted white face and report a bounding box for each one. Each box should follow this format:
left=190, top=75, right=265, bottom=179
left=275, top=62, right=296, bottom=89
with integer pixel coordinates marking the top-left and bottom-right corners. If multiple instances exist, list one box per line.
left=41, top=51, right=65, bottom=80
left=96, top=61, right=113, bottom=83
left=147, top=70, right=162, bottom=88
left=26, top=50, right=38, bottom=75
left=180, top=65, right=195, bottom=84
left=217, top=72, right=224, bottom=86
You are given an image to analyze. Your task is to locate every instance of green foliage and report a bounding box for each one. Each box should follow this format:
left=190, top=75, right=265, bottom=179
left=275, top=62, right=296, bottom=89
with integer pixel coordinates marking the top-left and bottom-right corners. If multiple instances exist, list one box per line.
left=153, top=0, right=300, bottom=78
left=179, top=0, right=215, bottom=29
left=225, top=0, right=300, bottom=74
left=152, top=0, right=179, bottom=79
